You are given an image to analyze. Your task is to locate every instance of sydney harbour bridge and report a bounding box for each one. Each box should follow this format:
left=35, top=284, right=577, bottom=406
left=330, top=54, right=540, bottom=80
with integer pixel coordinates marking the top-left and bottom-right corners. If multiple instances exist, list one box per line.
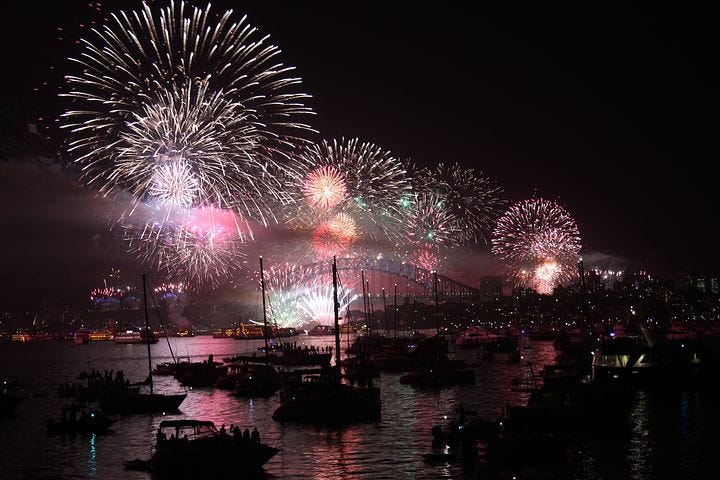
left=281, top=257, right=478, bottom=302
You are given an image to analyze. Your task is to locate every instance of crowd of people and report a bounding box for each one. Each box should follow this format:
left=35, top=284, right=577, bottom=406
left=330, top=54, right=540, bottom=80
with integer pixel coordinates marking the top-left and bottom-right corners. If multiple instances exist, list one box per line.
left=156, top=424, right=262, bottom=443
left=58, top=368, right=132, bottom=399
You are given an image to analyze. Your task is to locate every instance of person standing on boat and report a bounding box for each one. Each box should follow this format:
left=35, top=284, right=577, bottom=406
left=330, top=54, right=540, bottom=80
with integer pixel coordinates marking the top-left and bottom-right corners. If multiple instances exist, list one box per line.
left=251, top=427, right=260, bottom=443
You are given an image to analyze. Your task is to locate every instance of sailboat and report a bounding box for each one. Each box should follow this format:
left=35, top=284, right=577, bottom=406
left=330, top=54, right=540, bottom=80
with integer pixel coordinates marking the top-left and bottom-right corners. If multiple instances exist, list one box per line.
left=99, top=274, right=187, bottom=414
left=272, top=257, right=381, bottom=424
left=399, top=271, right=475, bottom=387
left=228, top=257, right=282, bottom=398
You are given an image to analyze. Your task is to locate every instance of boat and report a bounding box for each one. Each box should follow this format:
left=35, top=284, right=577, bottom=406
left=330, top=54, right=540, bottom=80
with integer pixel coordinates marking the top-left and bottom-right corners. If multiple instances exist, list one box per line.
left=1, top=375, right=24, bottom=414
left=273, top=373, right=381, bottom=424
left=370, top=334, right=437, bottom=372
left=455, top=326, right=517, bottom=352
left=46, top=408, right=116, bottom=434
left=272, top=257, right=381, bottom=424
left=10, top=331, right=33, bottom=342
left=152, top=361, right=190, bottom=376
left=173, top=355, right=225, bottom=388
left=234, top=323, right=268, bottom=340
left=224, top=347, right=332, bottom=367
left=74, top=328, right=90, bottom=345
left=398, top=272, right=476, bottom=388
left=88, top=330, right=114, bottom=341
left=100, top=275, right=186, bottom=414
left=398, top=348, right=476, bottom=387
left=230, top=363, right=282, bottom=398
left=148, top=420, right=279, bottom=474
left=217, top=257, right=283, bottom=399
left=113, top=329, right=159, bottom=344
left=212, top=328, right=236, bottom=339
left=10, top=331, right=55, bottom=342
left=274, top=326, right=299, bottom=338
left=307, top=324, right=334, bottom=336
left=591, top=325, right=720, bottom=387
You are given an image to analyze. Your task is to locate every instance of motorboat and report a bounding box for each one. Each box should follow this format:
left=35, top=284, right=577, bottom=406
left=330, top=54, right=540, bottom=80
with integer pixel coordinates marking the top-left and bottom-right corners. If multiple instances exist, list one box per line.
left=150, top=420, right=279, bottom=473
left=591, top=328, right=720, bottom=387
left=399, top=357, right=476, bottom=388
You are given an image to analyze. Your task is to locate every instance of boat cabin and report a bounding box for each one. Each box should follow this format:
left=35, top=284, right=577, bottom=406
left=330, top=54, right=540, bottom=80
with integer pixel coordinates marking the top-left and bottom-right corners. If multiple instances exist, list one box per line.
left=158, top=420, right=218, bottom=441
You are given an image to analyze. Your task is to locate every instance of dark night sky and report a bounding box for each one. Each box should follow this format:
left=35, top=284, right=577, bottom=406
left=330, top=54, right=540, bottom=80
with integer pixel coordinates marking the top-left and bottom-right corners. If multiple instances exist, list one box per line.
left=1, top=1, right=718, bottom=311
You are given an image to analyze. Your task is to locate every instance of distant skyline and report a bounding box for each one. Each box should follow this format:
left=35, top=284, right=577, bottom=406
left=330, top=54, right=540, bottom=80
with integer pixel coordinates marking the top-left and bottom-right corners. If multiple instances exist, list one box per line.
left=1, top=1, right=717, bottom=312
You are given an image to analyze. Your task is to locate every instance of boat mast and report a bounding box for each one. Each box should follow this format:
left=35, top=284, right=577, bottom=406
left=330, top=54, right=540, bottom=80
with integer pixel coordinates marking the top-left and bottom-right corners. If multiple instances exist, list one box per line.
left=382, top=288, right=388, bottom=337
left=577, top=258, right=591, bottom=329
left=148, top=286, right=177, bottom=365
left=433, top=271, right=440, bottom=336
left=142, top=274, right=153, bottom=395
left=332, top=256, right=342, bottom=377
left=394, top=283, right=398, bottom=340
left=260, top=256, right=269, bottom=363
left=433, top=271, right=441, bottom=361
left=361, top=269, right=369, bottom=334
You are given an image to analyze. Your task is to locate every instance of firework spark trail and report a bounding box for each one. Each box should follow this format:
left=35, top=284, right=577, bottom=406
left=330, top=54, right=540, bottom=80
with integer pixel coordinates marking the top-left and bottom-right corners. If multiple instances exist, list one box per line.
left=63, top=0, right=315, bottom=225
left=491, top=198, right=581, bottom=294
left=298, top=284, right=358, bottom=326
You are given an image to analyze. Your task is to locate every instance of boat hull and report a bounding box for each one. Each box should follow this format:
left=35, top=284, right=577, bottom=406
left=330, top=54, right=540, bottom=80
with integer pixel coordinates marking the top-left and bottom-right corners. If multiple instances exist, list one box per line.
left=153, top=438, right=278, bottom=473
left=100, top=393, right=186, bottom=414
left=272, top=384, right=381, bottom=424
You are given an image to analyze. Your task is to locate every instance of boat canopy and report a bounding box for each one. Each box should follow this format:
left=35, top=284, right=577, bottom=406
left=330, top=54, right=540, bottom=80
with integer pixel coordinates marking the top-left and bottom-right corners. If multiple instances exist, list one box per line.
left=159, top=420, right=215, bottom=428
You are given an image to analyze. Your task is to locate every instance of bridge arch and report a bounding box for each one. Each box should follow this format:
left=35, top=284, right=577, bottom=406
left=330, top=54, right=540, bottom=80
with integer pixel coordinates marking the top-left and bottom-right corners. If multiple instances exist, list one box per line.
left=291, top=257, right=478, bottom=300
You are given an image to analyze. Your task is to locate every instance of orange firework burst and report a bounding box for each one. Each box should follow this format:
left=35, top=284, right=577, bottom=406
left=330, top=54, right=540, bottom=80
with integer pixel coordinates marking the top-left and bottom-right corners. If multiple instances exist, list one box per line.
left=303, top=165, right=347, bottom=210
left=312, top=213, right=357, bottom=257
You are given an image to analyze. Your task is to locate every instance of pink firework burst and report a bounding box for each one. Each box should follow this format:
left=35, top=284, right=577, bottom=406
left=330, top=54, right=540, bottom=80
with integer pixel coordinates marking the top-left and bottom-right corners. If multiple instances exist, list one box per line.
left=492, top=198, right=581, bottom=294
left=303, top=165, right=347, bottom=210
left=410, top=247, right=441, bottom=271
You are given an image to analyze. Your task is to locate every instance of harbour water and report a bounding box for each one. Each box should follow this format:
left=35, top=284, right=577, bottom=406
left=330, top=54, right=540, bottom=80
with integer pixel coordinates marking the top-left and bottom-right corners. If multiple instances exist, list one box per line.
left=1, top=334, right=716, bottom=479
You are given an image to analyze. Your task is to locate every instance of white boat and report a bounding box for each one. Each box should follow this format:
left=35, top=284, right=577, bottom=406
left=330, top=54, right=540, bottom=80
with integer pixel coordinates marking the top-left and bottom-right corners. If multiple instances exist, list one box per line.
left=455, top=326, right=515, bottom=351
left=113, top=329, right=158, bottom=344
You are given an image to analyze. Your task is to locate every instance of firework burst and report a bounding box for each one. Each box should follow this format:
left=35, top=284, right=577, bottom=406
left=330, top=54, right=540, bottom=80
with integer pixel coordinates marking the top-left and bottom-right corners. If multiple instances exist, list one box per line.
left=491, top=198, right=581, bottom=293
left=298, top=284, right=358, bottom=326
left=415, top=163, right=503, bottom=243
left=124, top=205, right=249, bottom=288
left=303, top=165, right=347, bottom=210
left=285, top=138, right=413, bottom=238
left=404, top=191, right=461, bottom=249
left=63, top=0, right=315, bottom=224
left=312, top=213, right=358, bottom=258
